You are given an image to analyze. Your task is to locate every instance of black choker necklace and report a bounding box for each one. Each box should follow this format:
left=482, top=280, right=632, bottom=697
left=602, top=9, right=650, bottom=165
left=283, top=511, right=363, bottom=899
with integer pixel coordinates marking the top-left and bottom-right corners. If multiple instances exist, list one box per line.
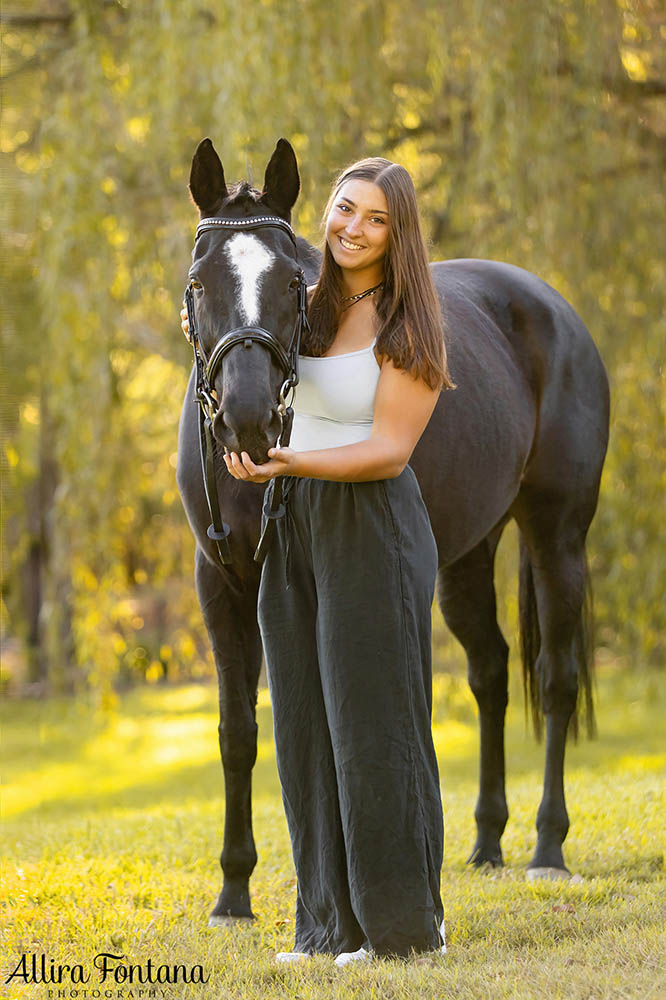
left=341, top=281, right=384, bottom=309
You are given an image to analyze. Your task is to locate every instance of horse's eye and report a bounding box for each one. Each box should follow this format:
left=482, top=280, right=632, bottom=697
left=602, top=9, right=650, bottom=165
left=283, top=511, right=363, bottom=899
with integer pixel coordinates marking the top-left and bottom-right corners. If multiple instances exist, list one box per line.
left=190, top=279, right=203, bottom=291
left=289, top=275, right=301, bottom=291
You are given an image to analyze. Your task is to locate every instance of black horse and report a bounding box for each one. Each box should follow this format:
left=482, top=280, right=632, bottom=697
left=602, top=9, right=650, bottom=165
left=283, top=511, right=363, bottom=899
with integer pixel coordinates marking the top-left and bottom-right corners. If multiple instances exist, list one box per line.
left=177, top=137, right=610, bottom=924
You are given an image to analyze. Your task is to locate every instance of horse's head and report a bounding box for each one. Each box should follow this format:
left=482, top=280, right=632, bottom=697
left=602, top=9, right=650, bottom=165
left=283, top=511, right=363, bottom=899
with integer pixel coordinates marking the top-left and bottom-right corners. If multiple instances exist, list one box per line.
left=187, top=137, right=305, bottom=463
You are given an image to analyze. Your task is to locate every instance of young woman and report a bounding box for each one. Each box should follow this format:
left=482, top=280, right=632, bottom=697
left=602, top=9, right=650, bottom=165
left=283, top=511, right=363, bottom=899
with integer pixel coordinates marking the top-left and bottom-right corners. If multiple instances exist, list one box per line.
left=184, top=157, right=455, bottom=964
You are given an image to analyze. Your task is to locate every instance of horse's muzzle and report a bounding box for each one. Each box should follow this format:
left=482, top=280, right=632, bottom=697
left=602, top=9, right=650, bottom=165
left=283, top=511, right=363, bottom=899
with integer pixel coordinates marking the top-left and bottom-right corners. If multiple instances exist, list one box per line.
left=212, top=404, right=281, bottom=463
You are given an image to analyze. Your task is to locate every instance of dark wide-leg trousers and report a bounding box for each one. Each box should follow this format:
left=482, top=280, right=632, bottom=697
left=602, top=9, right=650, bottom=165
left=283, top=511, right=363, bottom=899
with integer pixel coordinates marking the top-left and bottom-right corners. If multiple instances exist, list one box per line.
left=257, top=466, right=444, bottom=958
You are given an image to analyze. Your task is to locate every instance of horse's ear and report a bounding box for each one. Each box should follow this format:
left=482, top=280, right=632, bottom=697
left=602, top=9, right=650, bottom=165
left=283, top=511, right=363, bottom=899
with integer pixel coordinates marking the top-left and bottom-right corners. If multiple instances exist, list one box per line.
left=261, top=138, right=300, bottom=220
left=189, top=138, right=228, bottom=216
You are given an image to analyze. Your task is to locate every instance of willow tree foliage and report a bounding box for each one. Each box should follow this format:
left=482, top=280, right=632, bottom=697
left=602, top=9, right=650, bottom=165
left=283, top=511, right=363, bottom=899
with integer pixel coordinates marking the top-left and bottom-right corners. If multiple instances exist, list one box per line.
left=2, top=0, right=664, bottom=696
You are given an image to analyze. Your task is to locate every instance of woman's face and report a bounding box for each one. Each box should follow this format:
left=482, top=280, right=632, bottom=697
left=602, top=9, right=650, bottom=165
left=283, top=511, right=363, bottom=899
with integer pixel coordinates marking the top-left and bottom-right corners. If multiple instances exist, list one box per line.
left=325, top=179, right=389, bottom=280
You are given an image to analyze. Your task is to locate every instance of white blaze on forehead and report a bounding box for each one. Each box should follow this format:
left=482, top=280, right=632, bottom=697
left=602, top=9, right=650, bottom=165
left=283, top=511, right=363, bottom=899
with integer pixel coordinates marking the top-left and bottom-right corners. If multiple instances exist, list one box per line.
left=224, top=232, right=275, bottom=326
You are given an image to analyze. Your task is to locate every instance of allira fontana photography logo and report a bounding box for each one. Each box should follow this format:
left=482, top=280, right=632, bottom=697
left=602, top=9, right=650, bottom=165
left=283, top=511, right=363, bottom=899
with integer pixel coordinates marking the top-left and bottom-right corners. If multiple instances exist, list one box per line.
left=5, top=952, right=210, bottom=990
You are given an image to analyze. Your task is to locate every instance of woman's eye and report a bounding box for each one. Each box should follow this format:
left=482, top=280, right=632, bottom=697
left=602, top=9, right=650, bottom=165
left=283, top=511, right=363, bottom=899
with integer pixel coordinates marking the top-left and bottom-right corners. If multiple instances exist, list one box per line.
left=337, top=204, right=351, bottom=212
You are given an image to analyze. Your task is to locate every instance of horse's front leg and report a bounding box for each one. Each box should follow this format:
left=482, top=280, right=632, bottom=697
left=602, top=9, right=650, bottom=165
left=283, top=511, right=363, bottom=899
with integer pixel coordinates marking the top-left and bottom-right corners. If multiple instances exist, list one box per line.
left=195, top=545, right=263, bottom=923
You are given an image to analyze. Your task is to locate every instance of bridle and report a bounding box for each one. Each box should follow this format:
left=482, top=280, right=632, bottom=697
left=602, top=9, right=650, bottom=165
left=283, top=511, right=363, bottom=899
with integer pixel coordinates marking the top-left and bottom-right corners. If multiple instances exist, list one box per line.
left=184, top=214, right=310, bottom=566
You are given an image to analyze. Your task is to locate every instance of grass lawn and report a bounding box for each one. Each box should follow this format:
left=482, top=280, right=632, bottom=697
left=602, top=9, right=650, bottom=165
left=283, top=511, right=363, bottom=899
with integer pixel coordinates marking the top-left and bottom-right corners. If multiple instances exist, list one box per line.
left=2, top=668, right=665, bottom=999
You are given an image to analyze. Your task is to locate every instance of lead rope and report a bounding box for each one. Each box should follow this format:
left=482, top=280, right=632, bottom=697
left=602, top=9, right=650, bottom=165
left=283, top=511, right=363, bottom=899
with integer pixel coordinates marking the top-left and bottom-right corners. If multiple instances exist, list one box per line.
left=253, top=274, right=308, bottom=565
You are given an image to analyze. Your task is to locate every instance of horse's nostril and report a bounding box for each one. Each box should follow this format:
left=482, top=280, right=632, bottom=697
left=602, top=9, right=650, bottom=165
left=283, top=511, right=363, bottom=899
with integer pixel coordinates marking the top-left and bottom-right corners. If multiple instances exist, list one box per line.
left=212, top=410, right=234, bottom=443
left=215, top=411, right=234, bottom=434
left=226, top=411, right=244, bottom=436
left=265, top=408, right=279, bottom=429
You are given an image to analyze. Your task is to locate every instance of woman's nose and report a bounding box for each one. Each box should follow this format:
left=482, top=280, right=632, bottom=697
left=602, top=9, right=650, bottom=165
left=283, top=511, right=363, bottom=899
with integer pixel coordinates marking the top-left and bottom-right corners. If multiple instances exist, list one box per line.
left=346, top=214, right=364, bottom=237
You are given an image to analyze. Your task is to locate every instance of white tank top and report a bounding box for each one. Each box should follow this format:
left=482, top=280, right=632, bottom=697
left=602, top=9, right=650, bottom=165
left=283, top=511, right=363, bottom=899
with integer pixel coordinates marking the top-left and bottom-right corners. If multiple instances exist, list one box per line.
left=289, top=339, right=381, bottom=451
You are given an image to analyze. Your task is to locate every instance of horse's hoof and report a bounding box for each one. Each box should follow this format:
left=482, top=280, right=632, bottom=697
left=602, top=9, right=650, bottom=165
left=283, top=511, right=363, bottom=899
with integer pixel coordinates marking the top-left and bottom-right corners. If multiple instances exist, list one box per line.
left=526, top=866, right=570, bottom=881
left=208, top=914, right=254, bottom=927
left=467, top=844, right=504, bottom=868
left=472, top=859, right=504, bottom=874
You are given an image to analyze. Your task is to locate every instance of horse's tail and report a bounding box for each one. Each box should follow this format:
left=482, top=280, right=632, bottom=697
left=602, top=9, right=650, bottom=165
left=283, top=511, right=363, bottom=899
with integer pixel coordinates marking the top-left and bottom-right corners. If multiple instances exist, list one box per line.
left=518, top=539, right=543, bottom=740
left=518, top=538, right=596, bottom=742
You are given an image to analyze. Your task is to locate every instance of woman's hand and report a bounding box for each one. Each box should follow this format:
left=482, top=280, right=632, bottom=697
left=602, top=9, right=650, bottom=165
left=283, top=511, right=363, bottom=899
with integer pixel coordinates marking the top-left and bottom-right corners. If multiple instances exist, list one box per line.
left=180, top=300, right=189, bottom=339
left=223, top=447, right=297, bottom=483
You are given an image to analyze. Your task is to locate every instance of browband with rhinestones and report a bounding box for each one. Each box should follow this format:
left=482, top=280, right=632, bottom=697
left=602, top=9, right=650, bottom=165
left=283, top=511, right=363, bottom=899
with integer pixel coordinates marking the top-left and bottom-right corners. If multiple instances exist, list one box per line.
left=195, top=215, right=297, bottom=245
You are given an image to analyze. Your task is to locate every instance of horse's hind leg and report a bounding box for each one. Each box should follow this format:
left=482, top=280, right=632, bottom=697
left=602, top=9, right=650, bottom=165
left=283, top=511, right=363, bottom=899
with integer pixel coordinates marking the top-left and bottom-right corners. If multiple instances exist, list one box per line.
left=195, top=546, right=262, bottom=922
left=437, top=526, right=510, bottom=867
left=514, top=497, right=594, bottom=874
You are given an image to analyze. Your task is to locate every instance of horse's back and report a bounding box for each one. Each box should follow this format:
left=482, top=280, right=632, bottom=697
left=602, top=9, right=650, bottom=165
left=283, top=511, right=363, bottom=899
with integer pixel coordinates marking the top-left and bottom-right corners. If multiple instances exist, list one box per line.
left=432, top=259, right=608, bottom=395
left=433, top=259, right=610, bottom=500
left=410, top=259, right=609, bottom=562
left=411, top=261, right=537, bottom=560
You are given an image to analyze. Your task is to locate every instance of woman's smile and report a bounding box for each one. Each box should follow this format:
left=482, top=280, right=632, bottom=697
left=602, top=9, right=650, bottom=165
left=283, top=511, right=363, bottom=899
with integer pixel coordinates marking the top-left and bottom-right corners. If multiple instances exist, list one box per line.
left=339, top=236, right=366, bottom=251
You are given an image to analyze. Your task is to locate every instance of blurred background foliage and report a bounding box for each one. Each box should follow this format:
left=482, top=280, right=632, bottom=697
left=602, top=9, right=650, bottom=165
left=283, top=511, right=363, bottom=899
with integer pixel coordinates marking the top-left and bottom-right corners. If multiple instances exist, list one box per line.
left=1, top=0, right=664, bottom=704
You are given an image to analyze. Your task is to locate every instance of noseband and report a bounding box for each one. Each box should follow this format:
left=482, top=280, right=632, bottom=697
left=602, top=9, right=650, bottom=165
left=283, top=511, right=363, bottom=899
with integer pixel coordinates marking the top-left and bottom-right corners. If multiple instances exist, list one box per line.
left=184, top=214, right=310, bottom=566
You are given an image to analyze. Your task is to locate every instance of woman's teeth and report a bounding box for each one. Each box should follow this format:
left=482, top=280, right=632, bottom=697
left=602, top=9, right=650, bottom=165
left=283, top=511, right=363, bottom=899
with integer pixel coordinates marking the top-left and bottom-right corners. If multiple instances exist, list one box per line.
left=340, top=237, right=364, bottom=251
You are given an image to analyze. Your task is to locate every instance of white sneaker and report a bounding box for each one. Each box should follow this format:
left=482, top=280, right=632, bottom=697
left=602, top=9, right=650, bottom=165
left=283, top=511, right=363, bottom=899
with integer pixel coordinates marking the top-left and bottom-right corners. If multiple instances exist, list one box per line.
left=275, top=951, right=310, bottom=964
left=334, top=946, right=372, bottom=967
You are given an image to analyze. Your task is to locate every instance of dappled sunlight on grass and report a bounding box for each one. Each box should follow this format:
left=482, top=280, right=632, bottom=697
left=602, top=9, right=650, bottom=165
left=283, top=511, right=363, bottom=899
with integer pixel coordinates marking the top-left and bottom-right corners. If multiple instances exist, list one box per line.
left=257, top=687, right=272, bottom=710
left=2, top=670, right=664, bottom=1000
left=615, top=752, right=666, bottom=774
left=433, top=719, right=477, bottom=769
left=3, top=687, right=223, bottom=819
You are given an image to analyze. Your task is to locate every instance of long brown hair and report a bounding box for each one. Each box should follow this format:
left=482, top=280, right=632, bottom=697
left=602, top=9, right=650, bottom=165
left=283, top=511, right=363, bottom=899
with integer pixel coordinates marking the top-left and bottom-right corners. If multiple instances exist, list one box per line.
left=306, top=157, right=455, bottom=391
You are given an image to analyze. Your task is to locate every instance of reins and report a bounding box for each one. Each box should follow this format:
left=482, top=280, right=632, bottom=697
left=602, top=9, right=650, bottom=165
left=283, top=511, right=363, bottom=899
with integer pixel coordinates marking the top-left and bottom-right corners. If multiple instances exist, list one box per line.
left=183, top=214, right=310, bottom=566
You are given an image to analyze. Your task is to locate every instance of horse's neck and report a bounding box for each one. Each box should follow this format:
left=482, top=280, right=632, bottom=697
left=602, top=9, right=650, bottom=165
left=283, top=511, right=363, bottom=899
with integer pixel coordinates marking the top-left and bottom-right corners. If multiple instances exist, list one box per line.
left=295, top=236, right=322, bottom=285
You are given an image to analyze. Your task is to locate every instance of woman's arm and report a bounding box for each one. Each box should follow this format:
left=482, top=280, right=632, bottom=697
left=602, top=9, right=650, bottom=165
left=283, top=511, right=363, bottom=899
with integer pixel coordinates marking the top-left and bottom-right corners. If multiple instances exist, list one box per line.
left=224, top=359, right=440, bottom=483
